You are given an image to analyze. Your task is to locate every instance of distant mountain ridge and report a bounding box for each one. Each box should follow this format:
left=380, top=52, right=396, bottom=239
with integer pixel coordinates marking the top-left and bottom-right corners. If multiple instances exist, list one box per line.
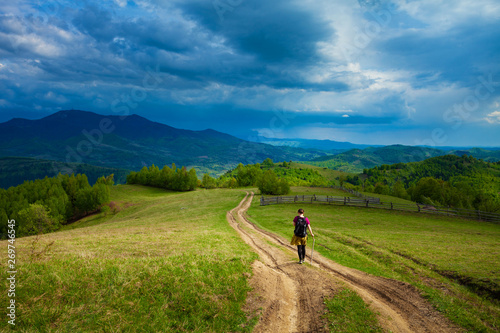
left=301, top=145, right=500, bottom=173
left=254, top=137, right=381, bottom=152
left=2, top=110, right=498, bottom=179
left=0, top=110, right=325, bottom=175
left=0, top=110, right=237, bottom=142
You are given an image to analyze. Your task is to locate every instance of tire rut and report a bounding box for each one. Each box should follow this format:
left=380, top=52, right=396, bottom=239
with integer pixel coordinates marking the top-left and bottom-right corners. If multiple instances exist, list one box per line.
left=229, top=192, right=462, bottom=333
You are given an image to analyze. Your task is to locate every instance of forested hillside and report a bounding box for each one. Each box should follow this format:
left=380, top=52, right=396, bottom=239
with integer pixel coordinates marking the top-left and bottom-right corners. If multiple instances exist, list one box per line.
left=348, top=155, right=500, bottom=212
left=448, top=148, right=500, bottom=162
left=303, top=145, right=444, bottom=172
left=0, top=173, right=113, bottom=237
left=0, top=110, right=326, bottom=175
left=302, top=145, right=500, bottom=173
left=0, top=157, right=130, bottom=189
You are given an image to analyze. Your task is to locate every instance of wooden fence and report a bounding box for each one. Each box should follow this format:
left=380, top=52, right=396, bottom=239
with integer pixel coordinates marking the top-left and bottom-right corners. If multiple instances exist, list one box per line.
left=260, top=194, right=500, bottom=224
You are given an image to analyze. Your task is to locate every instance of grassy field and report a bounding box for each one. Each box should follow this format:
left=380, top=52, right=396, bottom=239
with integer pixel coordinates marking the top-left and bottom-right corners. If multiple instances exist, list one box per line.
left=247, top=188, right=500, bottom=332
left=4, top=184, right=499, bottom=332
left=1, top=186, right=259, bottom=332
left=288, top=162, right=345, bottom=183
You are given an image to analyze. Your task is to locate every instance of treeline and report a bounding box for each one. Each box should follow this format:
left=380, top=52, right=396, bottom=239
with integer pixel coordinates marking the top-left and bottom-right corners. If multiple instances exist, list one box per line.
left=200, top=158, right=331, bottom=195
left=346, top=155, right=500, bottom=212
left=0, top=174, right=113, bottom=237
left=126, top=164, right=198, bottom=191
left=214, top=159, right=290, bottom=195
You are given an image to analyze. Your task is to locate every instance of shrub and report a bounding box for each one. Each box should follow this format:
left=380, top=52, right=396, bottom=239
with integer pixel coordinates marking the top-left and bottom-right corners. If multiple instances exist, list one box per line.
left=257, top=170, right=290, bottom=195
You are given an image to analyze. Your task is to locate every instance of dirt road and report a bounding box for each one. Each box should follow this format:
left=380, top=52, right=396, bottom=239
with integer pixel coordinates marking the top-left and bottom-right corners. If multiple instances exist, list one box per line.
left=227, top=193, right=461, bottom=333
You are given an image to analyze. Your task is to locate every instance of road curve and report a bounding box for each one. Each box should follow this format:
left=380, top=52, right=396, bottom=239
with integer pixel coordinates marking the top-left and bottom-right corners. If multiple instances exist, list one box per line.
left=227, top=192, right=462, bottom=333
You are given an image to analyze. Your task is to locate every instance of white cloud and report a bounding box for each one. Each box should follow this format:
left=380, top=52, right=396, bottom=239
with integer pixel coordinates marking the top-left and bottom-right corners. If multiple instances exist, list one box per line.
left=115, top=0, right=128, bottom=7
left=396, top=0, right=500, bottom=33
left=484, top=111, right=500, bottom=124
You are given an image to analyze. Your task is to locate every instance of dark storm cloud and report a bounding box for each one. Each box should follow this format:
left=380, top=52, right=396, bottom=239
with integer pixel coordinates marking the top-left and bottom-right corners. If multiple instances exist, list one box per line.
left=178, top=0, right=334, bottom=62
left=374, top=22, right=500, bottom=85
left=0, top=0, right=499, bottom=145
left=173, top=0, right=347, bottom=91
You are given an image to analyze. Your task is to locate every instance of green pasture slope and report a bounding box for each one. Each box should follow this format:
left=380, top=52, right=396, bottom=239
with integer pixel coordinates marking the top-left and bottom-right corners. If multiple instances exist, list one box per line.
left=4, top=184, right=499, bottom=332
left=1, top=186, right=259, bottom=332
left=247, top=187, right=500, bottom=332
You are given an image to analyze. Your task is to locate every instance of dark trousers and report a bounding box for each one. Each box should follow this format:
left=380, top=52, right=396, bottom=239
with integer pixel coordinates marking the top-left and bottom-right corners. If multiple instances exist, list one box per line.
left=297, top=245, right=306, bottom=261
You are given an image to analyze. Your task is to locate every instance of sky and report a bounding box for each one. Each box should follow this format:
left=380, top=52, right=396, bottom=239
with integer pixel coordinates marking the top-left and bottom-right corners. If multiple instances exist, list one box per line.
left=0, top=0, right=499, bottom=147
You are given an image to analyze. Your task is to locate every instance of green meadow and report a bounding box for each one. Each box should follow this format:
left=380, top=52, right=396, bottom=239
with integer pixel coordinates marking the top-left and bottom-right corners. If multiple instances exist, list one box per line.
left=2, top=184, right=499, bottom=332
left=1, top=186, right=258, bottom=332
left=247, top=187, right=500, bottom=332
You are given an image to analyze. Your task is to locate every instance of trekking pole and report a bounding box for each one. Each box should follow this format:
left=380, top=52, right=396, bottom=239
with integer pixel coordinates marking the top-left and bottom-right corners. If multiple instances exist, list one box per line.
left=310, top=236, right=315, bottom=265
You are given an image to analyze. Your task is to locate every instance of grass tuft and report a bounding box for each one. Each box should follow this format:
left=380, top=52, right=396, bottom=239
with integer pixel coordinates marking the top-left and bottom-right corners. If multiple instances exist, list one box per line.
left=323, top=288, right=383, bottom=333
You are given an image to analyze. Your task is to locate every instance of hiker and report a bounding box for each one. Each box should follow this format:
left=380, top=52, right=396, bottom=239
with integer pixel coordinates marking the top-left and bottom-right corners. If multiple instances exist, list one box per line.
left=290, top=208, right=314, bottom=264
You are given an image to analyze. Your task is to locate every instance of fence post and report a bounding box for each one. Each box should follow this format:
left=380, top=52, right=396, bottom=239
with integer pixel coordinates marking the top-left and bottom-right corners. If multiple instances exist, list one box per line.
left=327, top=195, right=329, bottom=204
left=344, top=197, right=346, bottom=205
left=276, top=197, right=279, bottom=204
left=261, top=196, right=264, bottom=206
left=417, top=204, right=420, bottom=212
left=365, top=199, right=369, bottom=208
left=295, top=195, right=298, bottom=202
left=391, top=202, right=393, bottom=210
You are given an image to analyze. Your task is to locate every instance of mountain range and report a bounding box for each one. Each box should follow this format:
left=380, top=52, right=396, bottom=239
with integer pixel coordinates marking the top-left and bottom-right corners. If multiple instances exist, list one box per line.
left=253, top=137, right=380, bottom=152
left=1, top=110, right=499, bottom=183
left=0, top=110, right=326, bottom=175
left=302, top=145, right=500, bottom=173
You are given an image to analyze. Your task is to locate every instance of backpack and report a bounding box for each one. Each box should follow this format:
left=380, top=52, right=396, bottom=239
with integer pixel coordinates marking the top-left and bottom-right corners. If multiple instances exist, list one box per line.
left=294, top=216, right=307, bottom=237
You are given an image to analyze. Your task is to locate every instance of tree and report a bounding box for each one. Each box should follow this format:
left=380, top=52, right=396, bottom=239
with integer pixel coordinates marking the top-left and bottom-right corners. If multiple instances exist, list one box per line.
left=227, top=177, right=238, bottom=189
left=392, top=180, right=409, bottom=199
left=236, top=164, right=262, bottom=186
left=75, top=188, right=96, bottom=216
left=18, top=204, right=61, bottom=236
left=374, top=183, right=390, bottom=195
left=126, top=171, right=138, bottom=184
left=202, top=173, right=217, bottom=189
left=262, top=158, right=274, bottom=167
left=187, top=168, right=198, bottom=191
left=411, top=177, right=448, bottom=205
left=257, top=170, right=290, bottom=195
left=96, top=174, right=114, bottom=186
left=339, top=174, right=346, bottom=187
